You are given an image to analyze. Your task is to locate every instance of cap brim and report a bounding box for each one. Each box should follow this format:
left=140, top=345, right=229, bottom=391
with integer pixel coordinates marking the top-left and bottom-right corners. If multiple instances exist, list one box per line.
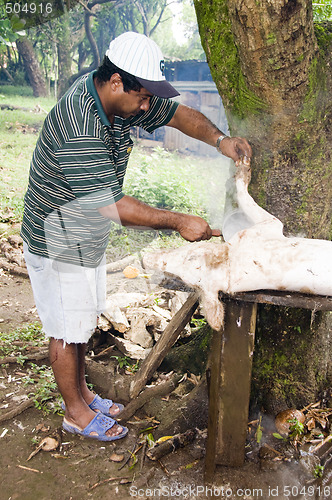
left=136, top=77, right=180, bottom=98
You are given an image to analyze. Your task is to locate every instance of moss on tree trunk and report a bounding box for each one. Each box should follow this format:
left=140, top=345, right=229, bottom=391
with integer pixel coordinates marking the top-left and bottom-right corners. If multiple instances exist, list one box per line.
left=194, top=0, right=332, bottom=412
left=161, top=322, right=213, bottom=375
left=251, top=305, right=332, bottom=414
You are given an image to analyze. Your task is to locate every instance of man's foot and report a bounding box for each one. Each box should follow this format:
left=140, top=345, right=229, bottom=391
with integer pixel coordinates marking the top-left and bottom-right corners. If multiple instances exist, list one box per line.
left=63, top=413, right=128, bottom=441
left=62, top=394, right=124, bottom=418
left=64, top=406, right=124, bottom=438
left=87, top=394, right=124, bottom=417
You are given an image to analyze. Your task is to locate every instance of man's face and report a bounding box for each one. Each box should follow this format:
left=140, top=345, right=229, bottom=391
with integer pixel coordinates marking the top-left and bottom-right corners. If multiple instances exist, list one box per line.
left=114, top=86, right=153, bottom=119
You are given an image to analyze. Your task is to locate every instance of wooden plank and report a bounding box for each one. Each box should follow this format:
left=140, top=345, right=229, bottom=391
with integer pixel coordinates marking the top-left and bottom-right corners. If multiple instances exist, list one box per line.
left=130, top=292, right=199, bottom=398
left=204, top=325, right=223, bottom=482
left=219, top=290, right=332, bottom=311
left=209, top=300, right=257, bottom=467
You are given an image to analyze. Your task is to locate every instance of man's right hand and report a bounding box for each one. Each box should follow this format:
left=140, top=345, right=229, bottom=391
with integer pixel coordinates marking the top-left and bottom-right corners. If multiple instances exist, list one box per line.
left=176, top=213, right=221, bottom=242
left=99, top=195, right=221, bottom=241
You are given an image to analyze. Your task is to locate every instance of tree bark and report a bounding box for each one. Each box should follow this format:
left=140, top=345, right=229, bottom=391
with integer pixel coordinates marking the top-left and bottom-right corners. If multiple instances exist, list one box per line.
left=16, top=38, right=47, bottom=97
left=56, top=12, right=73, bottom=98
left=194, top=0, right=332, bottom=239
left=194, top=0, right=332, bottom=411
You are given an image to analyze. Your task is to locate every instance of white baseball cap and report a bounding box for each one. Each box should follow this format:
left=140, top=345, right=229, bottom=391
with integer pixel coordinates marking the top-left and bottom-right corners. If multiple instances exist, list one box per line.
left=105, top=32, right=180, bottom=99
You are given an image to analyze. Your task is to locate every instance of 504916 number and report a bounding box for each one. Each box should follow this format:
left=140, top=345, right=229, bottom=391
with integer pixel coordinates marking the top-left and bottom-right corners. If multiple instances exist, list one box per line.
left=5, top=2, right=53, bottom=15
left=283, top=485, right=331, bottom=497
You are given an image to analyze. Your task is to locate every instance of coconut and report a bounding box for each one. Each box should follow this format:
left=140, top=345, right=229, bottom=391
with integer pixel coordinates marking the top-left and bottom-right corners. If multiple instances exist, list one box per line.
left=275, top=409, right=305, bottom=436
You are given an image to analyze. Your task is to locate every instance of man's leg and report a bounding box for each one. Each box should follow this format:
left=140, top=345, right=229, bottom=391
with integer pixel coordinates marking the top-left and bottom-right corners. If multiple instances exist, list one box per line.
left=49, top=338, right=123, bottom=436
left=76, top=343, right=122, bottom=416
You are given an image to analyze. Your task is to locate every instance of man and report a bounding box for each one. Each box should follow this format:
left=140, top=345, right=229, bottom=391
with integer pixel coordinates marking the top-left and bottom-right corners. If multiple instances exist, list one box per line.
left=21, top=32, right=252, bottom=441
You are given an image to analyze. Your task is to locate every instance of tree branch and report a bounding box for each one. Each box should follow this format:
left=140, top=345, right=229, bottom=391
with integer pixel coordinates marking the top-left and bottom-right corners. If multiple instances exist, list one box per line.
left=78, top=0, right=98, bottom=16
left=150, top=2, right=168, bottom=37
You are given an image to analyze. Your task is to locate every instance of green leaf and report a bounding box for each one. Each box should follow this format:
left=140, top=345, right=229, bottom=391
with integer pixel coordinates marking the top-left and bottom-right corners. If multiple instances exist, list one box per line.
left=10, top=14, right=26, bottom=33
left=146, top=433, right=155, bottom=448
left=256, top=426, right=263, bottom=444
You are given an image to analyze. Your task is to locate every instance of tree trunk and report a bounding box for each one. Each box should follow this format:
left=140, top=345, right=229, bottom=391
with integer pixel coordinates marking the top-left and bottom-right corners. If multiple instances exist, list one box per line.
left=194, top=0, right=331, bottom=238
left=16, top=38, right=47, bottom=97
left=194, top=0, right=332, bottom=412
left=57, top=12, right=73, bottom=98
left=66, top=9, right=101, bottom=89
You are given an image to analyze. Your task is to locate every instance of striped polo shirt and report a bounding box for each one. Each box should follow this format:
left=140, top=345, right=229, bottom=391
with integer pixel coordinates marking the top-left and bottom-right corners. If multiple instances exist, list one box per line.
left=21, top=71, right=179, bottom=267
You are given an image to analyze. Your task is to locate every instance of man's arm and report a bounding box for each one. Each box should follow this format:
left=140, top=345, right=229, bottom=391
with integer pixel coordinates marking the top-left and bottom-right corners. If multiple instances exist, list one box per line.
left=166, top=103, right=252, bottom=162
left=98, top=194, right=220, bottom=242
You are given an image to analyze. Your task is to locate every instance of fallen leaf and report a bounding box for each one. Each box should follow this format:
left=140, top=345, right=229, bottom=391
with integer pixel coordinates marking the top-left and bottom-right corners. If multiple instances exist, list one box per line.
left=27, top=436, right=59, bottom=460
left=109, top=452, right=124, bottom=462
left=155, top=436, right=173, bottom=445
left=41, top=437, right=59, bottom=451
left=35, top=423, right=51, bottom=433
left=306, top=418, right=316, bottom=431
left=120, top=478, right=132, bottom=484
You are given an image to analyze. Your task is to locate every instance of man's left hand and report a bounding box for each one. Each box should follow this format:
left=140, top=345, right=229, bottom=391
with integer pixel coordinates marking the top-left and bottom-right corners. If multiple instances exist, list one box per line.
left=219, top=136, right=252, bottom=162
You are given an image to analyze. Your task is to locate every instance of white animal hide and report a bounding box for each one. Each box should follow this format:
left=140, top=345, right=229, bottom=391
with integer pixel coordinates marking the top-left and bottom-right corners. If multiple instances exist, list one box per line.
left=143, top=160, right=332, bottom=330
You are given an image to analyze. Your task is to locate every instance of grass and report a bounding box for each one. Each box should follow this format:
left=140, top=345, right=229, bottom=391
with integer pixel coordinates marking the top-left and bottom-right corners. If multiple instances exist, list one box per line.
left=0, top=87, right=56, bottom=227
left=0, top=84, right=229, bottom=244
left=0, top=323, right=63, bottom=414
left=0, top=322, right=45, bottom=358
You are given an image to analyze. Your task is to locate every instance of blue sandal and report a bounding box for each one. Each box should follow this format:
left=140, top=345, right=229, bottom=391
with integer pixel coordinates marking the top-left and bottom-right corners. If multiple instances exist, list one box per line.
left=61, top=394, right=124, bottom=417
left=62, top=412, right=128, bottom=441
left=89, top=394, right=124, bottom=416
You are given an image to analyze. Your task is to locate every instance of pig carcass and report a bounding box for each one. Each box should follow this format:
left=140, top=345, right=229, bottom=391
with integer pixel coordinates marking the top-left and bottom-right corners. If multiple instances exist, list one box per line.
left=143, top=159, right=332, bottom=330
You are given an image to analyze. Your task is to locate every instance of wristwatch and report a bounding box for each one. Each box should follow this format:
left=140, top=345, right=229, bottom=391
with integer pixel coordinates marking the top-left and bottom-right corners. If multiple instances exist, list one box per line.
left=216, top=134, right=228, bottom=153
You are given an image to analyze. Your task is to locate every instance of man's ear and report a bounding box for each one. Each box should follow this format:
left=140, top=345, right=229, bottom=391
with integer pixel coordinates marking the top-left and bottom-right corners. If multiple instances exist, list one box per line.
left=110, top=73, right=123, bottom=91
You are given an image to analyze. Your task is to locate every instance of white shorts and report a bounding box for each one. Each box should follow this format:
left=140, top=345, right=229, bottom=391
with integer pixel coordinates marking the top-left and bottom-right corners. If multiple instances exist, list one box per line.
left=23, top=243, right=106, bottom=344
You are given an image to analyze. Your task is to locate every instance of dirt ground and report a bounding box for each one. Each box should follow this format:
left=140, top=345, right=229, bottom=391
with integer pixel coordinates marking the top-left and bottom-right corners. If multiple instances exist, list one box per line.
left=0, top=266, right=325, bottom=500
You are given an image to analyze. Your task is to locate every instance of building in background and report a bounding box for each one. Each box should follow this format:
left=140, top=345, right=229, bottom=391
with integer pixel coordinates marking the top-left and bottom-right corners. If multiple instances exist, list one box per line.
left=135, top=60, right=228, bottom=156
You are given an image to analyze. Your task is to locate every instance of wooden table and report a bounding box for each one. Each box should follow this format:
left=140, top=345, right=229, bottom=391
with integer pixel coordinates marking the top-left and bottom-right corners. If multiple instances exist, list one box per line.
left=204, top=290, right=332, bottom=482
left=130, top=287, right=332, bottom=481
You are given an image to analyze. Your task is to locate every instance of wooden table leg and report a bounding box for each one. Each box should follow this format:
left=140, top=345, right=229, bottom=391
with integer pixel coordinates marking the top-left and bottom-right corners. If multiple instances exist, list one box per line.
left=205, top=299, right=257, bottom=480
left=204, top=320, right=223, bottom=483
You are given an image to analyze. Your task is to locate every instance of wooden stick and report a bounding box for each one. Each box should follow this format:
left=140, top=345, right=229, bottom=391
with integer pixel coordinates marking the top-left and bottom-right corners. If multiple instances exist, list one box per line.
left=0, top=399, right=34, bottom=423
left=312, top=434, right=332, bottom=454
left=130, top=292, right=199, bottom=398
left=106, top=255, right=137, bottom=273
left=91, top=345, right=114, bottom=360
left=90, top=476, right=131, bottom=490
left=17, top=465, right=42, bottom=473
left=118, top=442, right=137, bottom=471
left=0, top=349, right=49, bottom=365
left=0, top=257, right=29, bottom=278
left=146, top=429, right=197, bottom=461
left=140, top=440, right=148, bottom=472
left=0, top=104, right=33, bottom=112
left=118, top=374, right=182, bottom=422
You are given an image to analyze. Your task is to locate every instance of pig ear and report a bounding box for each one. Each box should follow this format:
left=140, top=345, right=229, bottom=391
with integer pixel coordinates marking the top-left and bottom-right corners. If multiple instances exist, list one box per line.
left=199, top=291, right=224, bottom=331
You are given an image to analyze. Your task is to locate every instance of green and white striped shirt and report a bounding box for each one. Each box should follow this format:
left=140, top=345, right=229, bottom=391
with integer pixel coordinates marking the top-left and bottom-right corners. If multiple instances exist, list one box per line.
left=21, top=71, right=178, bottom=267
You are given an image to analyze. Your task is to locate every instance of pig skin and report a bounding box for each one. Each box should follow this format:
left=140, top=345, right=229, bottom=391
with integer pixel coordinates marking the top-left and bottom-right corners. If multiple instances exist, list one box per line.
left=143, top=160, right=332, bottom=330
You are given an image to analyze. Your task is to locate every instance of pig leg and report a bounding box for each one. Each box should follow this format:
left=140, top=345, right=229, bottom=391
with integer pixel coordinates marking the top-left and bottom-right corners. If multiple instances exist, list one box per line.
left=235, top=160, right=283, bottom=232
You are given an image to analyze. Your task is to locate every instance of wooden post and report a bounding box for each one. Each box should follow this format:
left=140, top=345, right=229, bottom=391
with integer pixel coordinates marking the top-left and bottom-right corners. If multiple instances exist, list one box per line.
left=205, top=299, right=257, bottom=481
left=130, top=292, right=199, bottom=398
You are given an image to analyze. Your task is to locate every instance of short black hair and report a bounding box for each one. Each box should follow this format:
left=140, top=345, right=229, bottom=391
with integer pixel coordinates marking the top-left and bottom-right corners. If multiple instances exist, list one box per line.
left=95, top=56, right=143, bottom=93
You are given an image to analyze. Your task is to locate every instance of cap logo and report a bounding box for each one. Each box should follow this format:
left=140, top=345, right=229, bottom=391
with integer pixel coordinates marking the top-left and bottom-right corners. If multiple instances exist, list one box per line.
left=160, top=60, right=165, bottom=76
